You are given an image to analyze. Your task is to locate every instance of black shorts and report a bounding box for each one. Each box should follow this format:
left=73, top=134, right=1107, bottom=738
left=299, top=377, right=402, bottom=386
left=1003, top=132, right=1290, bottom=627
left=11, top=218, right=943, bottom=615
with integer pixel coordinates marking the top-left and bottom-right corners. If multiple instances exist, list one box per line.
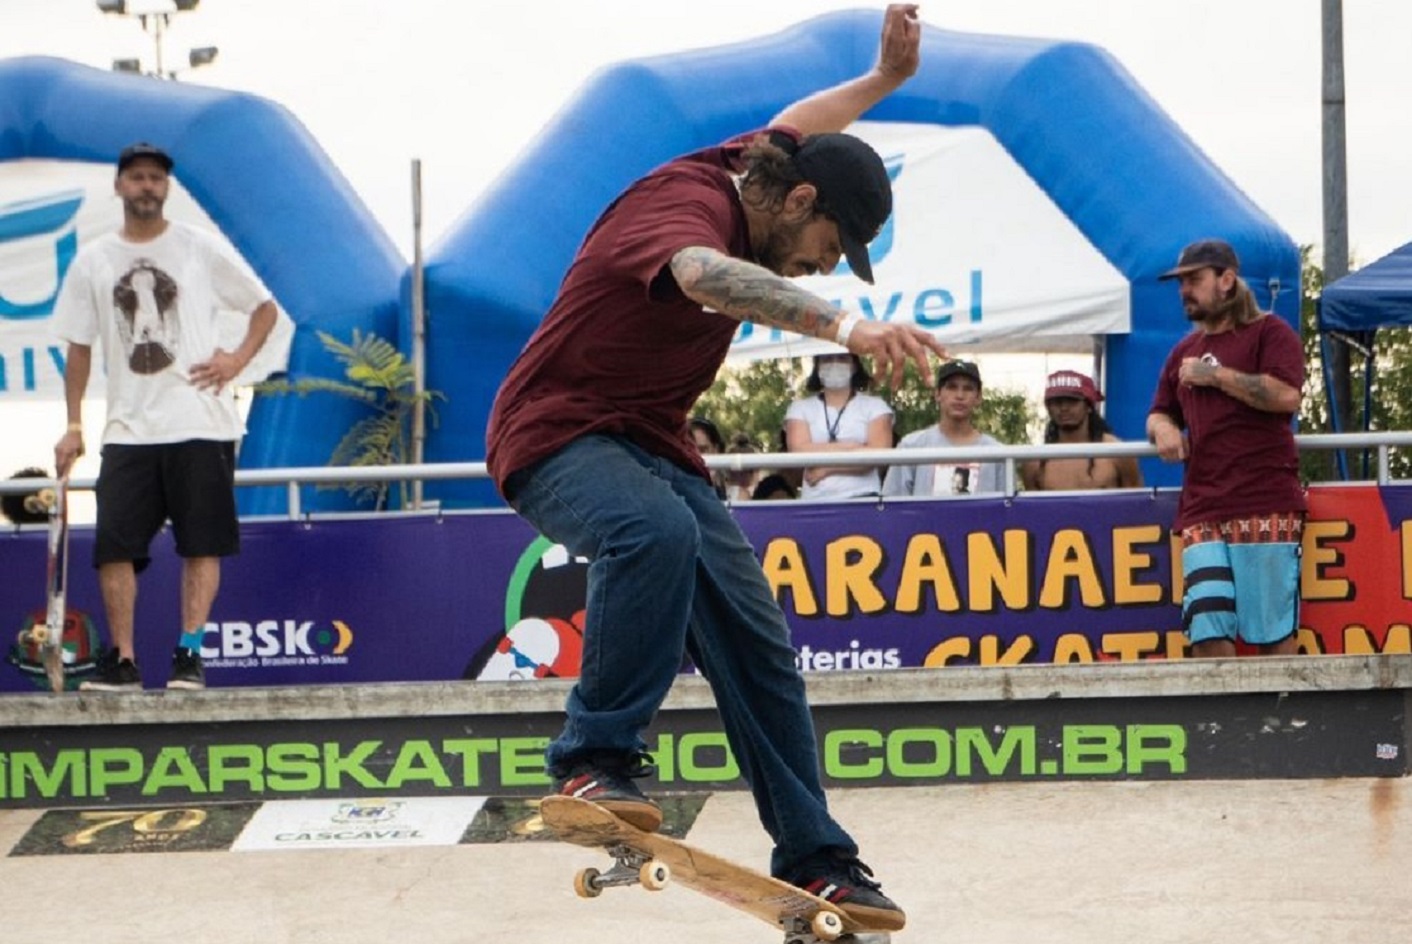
left=94, top=440, right=239, bottom=572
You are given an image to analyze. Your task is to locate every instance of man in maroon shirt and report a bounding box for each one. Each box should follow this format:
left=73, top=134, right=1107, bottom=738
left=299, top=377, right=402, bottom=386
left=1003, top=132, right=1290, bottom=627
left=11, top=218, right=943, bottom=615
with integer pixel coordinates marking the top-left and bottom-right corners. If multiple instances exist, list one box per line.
left=486, top=5, right=941, bottom=930
left=1147, top=239, right=1306, bottom=659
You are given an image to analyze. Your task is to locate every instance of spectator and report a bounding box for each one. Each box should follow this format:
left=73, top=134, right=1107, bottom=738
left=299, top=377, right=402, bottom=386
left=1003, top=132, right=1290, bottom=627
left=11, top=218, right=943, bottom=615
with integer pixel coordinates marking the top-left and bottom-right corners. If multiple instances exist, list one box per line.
left=689, top=415, right=728, bottom=498
left=883, top=359, right=1005, bottom=496
left=483, top=5, right=937, bottom=928
left=1022, top=370, right=1143, bottom=490
left=751, top=473, right=799, bottom=501
left=1147, top=239, right=1305, bottom=658
left=722, top=432, right=764, bottom=502
left=785, top=353, right=894, bottom=499
left=2, top=467, right=53, bottom=525
left=51, top=142, right=278, bottom=691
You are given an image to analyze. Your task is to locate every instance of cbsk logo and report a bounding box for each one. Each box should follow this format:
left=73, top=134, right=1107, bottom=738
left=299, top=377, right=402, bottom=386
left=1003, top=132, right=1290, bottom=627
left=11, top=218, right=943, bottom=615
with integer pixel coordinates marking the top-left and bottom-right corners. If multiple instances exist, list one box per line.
left=200, top=619, right=356, bottom=659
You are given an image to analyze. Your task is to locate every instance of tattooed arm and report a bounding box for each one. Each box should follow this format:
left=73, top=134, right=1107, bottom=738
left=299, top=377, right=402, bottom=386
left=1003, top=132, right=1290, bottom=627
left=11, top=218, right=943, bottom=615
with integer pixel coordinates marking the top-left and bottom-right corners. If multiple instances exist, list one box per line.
left=1178, top=358, right=1302, bottom=414
left=670, top=245, right=945, bottom=386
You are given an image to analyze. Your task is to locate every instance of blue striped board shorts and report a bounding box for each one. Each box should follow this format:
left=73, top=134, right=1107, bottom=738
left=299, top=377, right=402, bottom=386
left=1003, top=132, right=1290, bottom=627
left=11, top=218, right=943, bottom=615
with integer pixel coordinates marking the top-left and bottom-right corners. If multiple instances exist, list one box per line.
left=1180, top=512, right=1304, bottom=647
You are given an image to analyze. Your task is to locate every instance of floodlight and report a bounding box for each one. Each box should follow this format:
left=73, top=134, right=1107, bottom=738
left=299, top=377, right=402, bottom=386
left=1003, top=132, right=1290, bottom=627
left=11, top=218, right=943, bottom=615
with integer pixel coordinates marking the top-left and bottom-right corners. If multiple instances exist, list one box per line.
left=96, top=0, right=127, bottom=14
left=111, top=58, right=142, bottom=73
left=187, top=46, right=218, bottom=68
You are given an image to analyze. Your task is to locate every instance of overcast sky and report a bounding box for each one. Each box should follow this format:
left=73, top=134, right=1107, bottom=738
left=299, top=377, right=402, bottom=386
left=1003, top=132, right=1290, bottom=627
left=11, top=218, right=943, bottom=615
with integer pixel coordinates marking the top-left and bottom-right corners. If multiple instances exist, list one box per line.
left=4, top=0, right=1410, bottom=266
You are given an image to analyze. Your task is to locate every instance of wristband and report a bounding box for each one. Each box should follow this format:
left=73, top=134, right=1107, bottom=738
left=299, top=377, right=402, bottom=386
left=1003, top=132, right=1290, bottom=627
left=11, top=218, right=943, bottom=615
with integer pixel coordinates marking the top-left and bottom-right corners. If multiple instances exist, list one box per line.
left=66, top=422, right=83, bottom=433
left=834, top=312, right=863, bottom=348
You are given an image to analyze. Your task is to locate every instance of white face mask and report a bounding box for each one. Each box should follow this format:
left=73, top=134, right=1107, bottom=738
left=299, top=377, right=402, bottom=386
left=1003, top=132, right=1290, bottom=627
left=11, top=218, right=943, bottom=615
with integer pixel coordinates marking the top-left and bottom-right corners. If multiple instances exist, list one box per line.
left=818, top=363, right=853, bottom=390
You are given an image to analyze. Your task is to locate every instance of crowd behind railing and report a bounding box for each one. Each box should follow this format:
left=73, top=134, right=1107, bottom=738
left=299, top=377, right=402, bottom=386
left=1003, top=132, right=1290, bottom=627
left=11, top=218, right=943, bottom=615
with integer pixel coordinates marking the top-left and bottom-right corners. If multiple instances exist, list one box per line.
left=4, top=430, right=1411, bottom=522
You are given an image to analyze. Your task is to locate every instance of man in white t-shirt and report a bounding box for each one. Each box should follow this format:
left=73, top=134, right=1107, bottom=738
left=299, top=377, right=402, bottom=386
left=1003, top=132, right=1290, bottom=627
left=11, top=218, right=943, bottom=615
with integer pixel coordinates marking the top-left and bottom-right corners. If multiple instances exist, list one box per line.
left=51, top=142, right=277, bottom=692
left=883, top=359, right=1006, bottom=496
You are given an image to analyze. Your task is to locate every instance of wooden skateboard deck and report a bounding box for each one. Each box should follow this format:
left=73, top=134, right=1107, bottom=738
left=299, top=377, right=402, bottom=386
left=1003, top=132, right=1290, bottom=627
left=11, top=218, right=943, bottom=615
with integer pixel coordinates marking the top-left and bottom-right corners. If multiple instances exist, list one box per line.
left=540, top=795, right=869, bottom=943
left=16, top=482, right=67, bottom=692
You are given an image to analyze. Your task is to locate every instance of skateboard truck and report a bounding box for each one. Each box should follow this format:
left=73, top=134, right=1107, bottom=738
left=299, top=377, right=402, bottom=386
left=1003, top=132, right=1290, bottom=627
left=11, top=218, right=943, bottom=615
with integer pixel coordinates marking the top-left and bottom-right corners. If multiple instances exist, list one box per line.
left=573, top=842, right=672, bottom=898
left=572, top=842, right=848, bottom=943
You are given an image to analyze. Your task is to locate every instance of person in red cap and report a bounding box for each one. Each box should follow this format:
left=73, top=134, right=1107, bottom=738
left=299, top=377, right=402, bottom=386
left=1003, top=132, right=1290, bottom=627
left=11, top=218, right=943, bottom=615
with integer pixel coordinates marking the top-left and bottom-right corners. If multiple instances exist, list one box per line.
left=486, top=6, right=940, bottom=930
left=1022, top=369, right=1142, bottom=491
left=1146, top=238, right=1305, bottom=658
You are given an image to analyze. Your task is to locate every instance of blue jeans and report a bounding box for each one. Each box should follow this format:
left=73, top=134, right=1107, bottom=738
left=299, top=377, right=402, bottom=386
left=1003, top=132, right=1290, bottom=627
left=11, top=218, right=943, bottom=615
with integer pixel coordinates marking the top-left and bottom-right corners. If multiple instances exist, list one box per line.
left=506, top=434, right=855, bottom=873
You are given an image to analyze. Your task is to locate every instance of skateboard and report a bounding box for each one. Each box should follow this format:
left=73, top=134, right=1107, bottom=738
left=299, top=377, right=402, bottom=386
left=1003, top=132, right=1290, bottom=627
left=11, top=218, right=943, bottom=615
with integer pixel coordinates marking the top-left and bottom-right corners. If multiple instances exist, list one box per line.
left=16, top=482, right=67, bottom=692
left=540, top=795, right=875, bottom=944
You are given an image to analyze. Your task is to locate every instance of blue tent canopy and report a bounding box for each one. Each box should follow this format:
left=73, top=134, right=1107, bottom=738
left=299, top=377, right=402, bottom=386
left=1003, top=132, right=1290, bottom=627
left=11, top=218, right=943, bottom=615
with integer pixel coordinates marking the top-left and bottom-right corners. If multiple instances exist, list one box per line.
left=1319, top=240, right=1412, bottom=332
left=1316, top=240, right=1412, bottom=470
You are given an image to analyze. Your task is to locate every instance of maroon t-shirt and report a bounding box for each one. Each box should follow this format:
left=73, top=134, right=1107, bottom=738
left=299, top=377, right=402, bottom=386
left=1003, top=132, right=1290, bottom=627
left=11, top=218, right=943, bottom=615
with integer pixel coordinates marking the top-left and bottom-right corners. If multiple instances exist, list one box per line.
left=1148, top=314, right=1307, bottom=529
left=486, top=131, right=781, bottom=495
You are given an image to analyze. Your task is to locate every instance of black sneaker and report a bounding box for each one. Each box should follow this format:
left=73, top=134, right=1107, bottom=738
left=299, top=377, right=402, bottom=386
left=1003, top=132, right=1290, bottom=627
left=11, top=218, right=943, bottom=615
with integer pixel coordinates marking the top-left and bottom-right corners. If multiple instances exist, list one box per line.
left=167, top=647, right=206, bottom=690
left=552, top=751, right=662, bottom=832
left=781, top=848, right=906, bottom=931
left=79, top=648, right=142, bottom=692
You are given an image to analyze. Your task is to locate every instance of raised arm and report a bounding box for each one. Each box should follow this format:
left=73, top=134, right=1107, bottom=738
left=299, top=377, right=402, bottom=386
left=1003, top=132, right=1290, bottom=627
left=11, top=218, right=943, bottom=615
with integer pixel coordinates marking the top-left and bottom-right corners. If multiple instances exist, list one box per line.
left=771, top=4, right=921, bottom=135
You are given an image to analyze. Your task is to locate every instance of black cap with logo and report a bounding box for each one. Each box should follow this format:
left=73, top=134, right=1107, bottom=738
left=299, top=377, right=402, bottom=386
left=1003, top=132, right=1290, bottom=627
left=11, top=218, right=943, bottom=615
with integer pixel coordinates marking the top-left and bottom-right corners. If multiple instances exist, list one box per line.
left=117, top=142, right=174, bottom=173
left=1158, top=238, right=1240, bottom=281
left=791, top=133, right=892, bottom=285
left=935, top=359, right=982, bottom=388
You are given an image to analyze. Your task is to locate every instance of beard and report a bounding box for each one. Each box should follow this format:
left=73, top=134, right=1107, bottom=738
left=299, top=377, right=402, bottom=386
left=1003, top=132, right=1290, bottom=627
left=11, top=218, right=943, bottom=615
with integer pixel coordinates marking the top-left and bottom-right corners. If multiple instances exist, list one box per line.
left=755, top=217, right=809, bottom=276
left=124, top=194, right=165, bottom=219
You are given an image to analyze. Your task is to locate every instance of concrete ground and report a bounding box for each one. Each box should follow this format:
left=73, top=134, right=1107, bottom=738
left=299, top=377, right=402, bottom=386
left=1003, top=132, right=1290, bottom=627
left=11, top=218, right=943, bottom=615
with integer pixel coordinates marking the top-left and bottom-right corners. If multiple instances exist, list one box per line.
left=1, top=777, right=1408, bottom=944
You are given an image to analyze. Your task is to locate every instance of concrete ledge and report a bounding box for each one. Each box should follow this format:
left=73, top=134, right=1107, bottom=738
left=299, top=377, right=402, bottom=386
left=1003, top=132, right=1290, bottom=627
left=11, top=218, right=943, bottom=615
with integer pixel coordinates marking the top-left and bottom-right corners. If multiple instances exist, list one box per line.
left=2, top=654, right=1408, bottom=728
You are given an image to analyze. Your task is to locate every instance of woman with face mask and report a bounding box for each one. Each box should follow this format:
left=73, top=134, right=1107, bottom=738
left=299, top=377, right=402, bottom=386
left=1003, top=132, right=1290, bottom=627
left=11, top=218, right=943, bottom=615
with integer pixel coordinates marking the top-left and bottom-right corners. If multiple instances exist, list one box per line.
left=784, top=352, right=894, bottom=500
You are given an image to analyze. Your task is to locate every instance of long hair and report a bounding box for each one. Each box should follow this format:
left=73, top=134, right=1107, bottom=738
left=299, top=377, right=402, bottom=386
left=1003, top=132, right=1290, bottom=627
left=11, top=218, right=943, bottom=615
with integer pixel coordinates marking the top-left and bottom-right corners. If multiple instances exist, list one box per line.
left=1208, top=275, right=1265, bottom=327
left=1036, top=410, right=1114, bottom=479
left=804, top=353, right=873, bottom=393
left=737, top=133, right=839, bottom=222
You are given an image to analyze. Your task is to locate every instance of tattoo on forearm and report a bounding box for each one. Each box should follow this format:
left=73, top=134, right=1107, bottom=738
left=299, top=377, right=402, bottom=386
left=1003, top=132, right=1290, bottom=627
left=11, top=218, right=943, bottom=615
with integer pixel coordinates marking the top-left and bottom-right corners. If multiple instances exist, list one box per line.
left=1231, top=370, right=1272, bottom=406
left=673, top=247, right=838, bottom=336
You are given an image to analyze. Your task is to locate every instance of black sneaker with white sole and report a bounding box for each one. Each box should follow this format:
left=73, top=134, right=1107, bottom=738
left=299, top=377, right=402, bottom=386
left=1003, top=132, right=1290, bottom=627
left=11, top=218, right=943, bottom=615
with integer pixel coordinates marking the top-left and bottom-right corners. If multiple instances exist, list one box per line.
left=779, top=847, right=906, bottom=931
left=551, top=751, right=662, bottom=832
left=167, top=647, right=206, bottom=690
left=79, top=647, right=143, bottom=692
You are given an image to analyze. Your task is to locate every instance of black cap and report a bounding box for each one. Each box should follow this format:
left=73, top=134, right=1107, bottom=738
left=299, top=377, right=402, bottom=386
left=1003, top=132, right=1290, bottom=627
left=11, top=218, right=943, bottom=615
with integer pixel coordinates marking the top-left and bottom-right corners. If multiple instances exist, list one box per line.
left=1158, top=239, right=1240, bottom=281
left=117, top=142, right=173, bottom=173
left=792, top=133, right=891, bottom=285
left=936, top=359, right=982, bottom=388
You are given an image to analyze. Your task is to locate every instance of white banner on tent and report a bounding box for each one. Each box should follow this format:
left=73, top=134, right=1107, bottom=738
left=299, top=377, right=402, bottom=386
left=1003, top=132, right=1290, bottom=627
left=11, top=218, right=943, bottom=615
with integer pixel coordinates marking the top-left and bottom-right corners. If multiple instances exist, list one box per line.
left=726, top=122, right=1130, bottom=362
left=0, top=159, right=293, bottom=403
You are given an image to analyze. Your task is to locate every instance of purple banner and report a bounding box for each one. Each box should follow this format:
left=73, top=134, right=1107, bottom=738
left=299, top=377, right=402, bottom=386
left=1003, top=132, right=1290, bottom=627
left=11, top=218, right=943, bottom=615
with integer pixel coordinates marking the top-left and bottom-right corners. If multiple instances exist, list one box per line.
left=4, top=486, right=1407, bottom=693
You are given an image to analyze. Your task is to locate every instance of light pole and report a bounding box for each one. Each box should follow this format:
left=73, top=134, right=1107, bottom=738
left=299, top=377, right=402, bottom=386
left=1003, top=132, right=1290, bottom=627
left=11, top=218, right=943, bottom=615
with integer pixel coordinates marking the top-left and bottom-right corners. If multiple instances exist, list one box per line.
left=97, top=0, right=218, bottom=80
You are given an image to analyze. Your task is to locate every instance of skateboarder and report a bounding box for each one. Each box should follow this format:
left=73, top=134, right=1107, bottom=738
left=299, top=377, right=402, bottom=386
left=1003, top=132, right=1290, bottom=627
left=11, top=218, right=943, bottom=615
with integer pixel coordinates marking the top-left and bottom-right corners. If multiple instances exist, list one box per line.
left=486, top=5, right=936, bottom=932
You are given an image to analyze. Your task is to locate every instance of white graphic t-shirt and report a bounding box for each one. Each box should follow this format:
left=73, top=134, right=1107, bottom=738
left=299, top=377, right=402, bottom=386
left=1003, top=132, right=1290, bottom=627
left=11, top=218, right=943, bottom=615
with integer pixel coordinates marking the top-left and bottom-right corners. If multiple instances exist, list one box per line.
left=51, top=222, right=271, bottom=445
left=785, top=392, right=894, bottom=500
left=882, top=426, right=1005, bottom=496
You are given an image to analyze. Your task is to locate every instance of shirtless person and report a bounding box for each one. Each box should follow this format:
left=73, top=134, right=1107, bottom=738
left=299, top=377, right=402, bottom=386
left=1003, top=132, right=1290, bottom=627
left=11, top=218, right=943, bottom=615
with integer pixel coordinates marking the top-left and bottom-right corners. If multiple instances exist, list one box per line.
left=1022, top=370, right=1142, bottom=491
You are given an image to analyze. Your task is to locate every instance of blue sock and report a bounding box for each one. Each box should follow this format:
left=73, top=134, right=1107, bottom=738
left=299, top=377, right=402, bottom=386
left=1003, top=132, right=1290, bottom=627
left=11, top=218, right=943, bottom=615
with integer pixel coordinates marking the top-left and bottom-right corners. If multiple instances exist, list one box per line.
left=179, top=630, right=204, bottom=653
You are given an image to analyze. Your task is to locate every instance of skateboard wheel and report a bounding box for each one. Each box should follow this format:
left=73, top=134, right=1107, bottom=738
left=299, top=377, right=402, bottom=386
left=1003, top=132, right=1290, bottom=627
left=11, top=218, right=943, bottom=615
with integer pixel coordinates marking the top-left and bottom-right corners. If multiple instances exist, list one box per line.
left=811, top=911, right=844, bottom=941
left=573, top=867, right=603, bottom=899
left=639, top=860, right=671, bottom=891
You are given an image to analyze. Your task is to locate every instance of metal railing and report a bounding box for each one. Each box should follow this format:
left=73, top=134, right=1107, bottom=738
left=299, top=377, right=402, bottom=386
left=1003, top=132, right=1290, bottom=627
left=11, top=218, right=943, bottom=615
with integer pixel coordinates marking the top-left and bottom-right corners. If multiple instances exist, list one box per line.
left=3, top=431, right=1410, bottom=520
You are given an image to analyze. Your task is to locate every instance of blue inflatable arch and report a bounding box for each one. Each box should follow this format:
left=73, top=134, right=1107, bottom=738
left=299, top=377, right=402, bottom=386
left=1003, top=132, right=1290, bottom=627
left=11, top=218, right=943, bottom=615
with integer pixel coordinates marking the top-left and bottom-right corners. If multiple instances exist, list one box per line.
left=0, top=56, right=403, bottom=514
left=421, top=9, right=1300, bottom=504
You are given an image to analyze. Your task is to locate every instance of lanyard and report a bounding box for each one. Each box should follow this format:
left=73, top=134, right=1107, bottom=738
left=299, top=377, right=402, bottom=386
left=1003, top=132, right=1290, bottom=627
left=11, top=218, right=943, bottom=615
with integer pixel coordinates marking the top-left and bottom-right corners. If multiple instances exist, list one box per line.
left=821, top=393, right=853, bottom=443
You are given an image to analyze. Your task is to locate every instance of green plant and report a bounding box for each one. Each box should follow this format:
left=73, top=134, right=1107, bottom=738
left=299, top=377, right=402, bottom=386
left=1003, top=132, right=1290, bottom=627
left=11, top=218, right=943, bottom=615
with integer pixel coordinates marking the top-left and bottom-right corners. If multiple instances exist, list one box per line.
left=257, top=329, right=443, bottom=509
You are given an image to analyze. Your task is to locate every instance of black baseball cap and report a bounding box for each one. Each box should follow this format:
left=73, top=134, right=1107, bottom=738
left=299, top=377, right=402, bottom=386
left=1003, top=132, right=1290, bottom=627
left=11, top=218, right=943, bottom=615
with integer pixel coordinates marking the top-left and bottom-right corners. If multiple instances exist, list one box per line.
left=1158, top=239, right=1240, bottom=280
left=936, top=359, right=981, bottom=388
left=792, top=133, right=892, bottom=285
left=117, top=142, right=174, bottom=173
